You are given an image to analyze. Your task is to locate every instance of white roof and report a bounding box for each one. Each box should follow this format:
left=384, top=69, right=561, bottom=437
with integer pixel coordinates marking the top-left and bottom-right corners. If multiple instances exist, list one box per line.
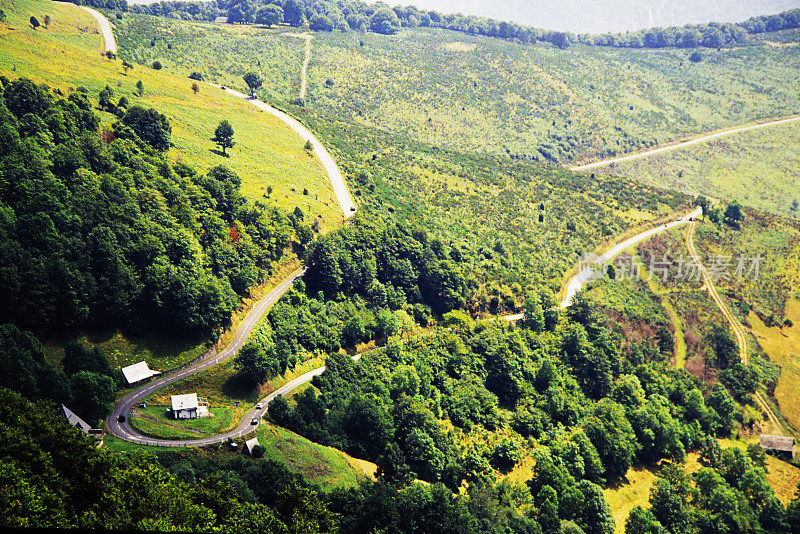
left=61, top=404, right=91, bottom=433
left=245, top=437, right=260, bottom=455
left=121, top=361, right=161, bottom=384
left=760, top=434, right=795, bottom=452
left=171, top=393, right=199, bottom=412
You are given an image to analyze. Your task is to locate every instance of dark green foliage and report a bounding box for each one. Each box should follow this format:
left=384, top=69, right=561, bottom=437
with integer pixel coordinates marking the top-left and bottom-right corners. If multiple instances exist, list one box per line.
left=370, top=8, right=401, bottom=35
left=188, top=71, right=203, bottom=81
left=213, top=119, right=235, bottom=155
left=0, top=387, right=336, bottom=531
left=0, top=323, right=68, bottom=403
left=0, top=78, right=292, bottom=338
left=282, top=0, right=304, bottom=26
left=152, top=60, right=162, bottom=70
left=242, top=72, right=262, bottom=97
left=583, top=399, right=637, bottom=479
left=689, top=51, right=703, bottom=63
left=705, top=325, right=739, bottom=369
left=304, top=216, right=467, bottom=314
left=632, top=448, right=794, bottom=534
left=723, top=200, right=745, bottom=228
left=255, top=4, right=283, bottom=27
left=120, top=105, right=171, bottom=151
left=30, top=16, right=40, bottom=30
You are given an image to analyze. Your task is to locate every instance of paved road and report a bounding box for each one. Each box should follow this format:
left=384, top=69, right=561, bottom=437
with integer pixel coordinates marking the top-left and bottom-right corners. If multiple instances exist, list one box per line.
left=108, top=269, right=307, bottom=446
left=60, top=3, right=117, bottom=53
left=570, top=115, right=800, bottom=172
left=504, top=206, right=701, bottom=322
left=685, top=220, right=784, bottom=434
left=208, top=84, right=357, bottom=218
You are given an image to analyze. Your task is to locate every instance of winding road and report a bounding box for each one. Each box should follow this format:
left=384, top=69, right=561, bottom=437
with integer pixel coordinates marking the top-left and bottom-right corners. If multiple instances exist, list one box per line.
left=82, top=6, right=786, bottom=447
left=685, top=220, right=784, bottom=434
left=56, top=2, right=117, bottom=53
left=207, top=83, right=357, bottom=218
left=75, top=8, right=356, bottom=445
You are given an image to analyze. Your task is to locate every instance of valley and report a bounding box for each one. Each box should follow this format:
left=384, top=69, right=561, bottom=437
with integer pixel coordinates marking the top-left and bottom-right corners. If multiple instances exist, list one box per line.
left=1, top=1, right=800, bottom=533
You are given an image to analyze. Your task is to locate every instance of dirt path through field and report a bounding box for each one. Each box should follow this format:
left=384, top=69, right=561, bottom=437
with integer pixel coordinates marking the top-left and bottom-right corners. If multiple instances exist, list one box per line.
left=571, top=114, right=800, bottom=172
left=685, top=220, right=784, bottom=434
left=285, top=32, right=312, bottom=100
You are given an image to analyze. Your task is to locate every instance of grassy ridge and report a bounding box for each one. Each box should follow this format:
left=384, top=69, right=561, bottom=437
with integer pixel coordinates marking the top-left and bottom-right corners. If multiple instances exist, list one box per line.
left=0, top=0, right=342, bottom=229
left=114, top=15, right=800, bottom=162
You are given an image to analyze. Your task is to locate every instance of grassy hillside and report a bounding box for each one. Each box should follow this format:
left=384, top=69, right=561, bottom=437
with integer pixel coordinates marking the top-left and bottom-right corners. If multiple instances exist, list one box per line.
left=0, top=0, right=342, bottom=228
left=114, top=14, right=800, bottom=163
left=606, top=120, right=800, bottom=217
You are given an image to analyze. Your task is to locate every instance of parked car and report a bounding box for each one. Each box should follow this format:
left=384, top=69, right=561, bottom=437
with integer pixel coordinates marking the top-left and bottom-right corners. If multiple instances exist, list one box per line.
left=256, top=403, right=264, bottom=410
left=118, top=414, right=126, bottom=423
left=251, top=418, right=259, bottom=425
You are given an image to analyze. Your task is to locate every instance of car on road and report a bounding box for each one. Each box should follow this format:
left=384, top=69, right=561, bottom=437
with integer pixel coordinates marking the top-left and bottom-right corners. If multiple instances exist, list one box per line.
left=118, top=414, right=126, bottom=423
left=676, top=217, right=683, bottom=221
left=251, top=417, right=259, bottom=425
left=256, top=403, right=263, bottom=410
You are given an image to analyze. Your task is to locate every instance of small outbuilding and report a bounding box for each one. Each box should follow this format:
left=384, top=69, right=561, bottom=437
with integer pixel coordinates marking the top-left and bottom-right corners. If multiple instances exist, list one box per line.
left=214, top=16, right=228, bottom=24
left=759, top=434, right=795, bottom=458
left=121, top=361, right=161, bottom=385
left=245, top=437, right=261, bottom=457
left=170, top=393, right=210, bottom=419
left=60, top=404, right=92, bottom=433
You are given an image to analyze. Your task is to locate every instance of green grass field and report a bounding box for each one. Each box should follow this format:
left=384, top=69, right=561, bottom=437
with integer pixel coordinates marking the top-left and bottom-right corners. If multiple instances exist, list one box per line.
left=256, top=422, right=368, bottom=490
left=114, top=14, right=800, bottom=163
left=606, top=120, right=800, bottom=217
left=0, top=0, right=341, bottom=228
left=129, top=404, right=243, bottom=440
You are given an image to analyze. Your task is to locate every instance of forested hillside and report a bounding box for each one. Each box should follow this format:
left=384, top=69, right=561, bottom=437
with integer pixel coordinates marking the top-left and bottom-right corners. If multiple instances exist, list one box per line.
left=0, top=77, right=296, bottom=338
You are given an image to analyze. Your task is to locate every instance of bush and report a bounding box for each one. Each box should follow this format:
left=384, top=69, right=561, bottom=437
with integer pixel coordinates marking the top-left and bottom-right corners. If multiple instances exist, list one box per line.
left=152, top=60, right=162, bottom=70
left=188, top=71, right=204, bottom=81
left=689, top=51, right=702, bottom=63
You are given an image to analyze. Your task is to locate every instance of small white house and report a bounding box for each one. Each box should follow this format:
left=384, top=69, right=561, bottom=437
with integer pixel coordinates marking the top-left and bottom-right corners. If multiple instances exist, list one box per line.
left=214, top=16, right=228, bottom=24
left=121, top=361, right=161, bottom=385
left=170, top=393, right=210, bottom=419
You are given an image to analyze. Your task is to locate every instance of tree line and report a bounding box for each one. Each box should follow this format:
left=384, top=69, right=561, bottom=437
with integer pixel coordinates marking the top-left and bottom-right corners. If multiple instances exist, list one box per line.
left=0, top=77, right=298, bottom=339
left=114, top=0, right=800, bottom=51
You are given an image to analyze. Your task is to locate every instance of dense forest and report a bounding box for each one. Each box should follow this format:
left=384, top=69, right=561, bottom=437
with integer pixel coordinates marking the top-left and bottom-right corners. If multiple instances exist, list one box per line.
left=0, top=77, right=296, bottom=339
left=80, top=0, right=800, bottom=51
left=255, top=289, right=797, bottom=532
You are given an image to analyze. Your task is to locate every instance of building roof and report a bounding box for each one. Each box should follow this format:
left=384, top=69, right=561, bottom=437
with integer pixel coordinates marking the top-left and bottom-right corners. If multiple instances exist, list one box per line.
left=121, top=361, right=161, bottom=384
left=760, top=434, right=794, bottom=452
left=214, top=16, right=228, bottom=23
left=171, top=393, right=199, bottom=412
left=245, top=437, right=260, bottom=456
left=60, top=404, right=91, bottom=433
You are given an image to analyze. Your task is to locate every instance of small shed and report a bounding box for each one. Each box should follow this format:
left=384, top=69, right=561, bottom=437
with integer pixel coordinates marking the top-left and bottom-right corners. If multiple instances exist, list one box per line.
left=171, top=393, right=199, bottom=419
left=121, top=361, right=161, bottom=385
left=245, top=437, right=261, bottom=457
left=60, top=404, right=92, bottom=433
left=214, top=16, right=228, bottom=24
left=759, top=434, right=795, bottom=458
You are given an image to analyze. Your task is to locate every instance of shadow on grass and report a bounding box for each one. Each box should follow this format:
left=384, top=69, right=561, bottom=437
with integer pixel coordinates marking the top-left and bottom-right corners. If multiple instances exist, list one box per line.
left=604, top=462, right=663, bottom=490
left=210, top=148, right=230, bottom=158
left=222, top=371, right=259, bottom=401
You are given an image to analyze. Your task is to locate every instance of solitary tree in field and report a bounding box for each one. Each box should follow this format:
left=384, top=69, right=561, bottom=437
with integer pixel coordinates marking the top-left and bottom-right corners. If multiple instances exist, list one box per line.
left=43, top=14, right=51, bottom=28
left=266, top=185, right=273, bottom=197
left=30, top=16, right=40, bottom=30
left=213, top=120, right=235, bottom=156
left=243, top=72, right=262, bottom=97
left=191, top=82, right=199, bottom=94
left=122, top=60, right=133, bottom=75
left=136, top=80, right=144, bottom=96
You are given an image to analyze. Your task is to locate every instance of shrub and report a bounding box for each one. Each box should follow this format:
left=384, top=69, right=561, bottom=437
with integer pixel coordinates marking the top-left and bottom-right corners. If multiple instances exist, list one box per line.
left=152, top=60, right=162, bottom=70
